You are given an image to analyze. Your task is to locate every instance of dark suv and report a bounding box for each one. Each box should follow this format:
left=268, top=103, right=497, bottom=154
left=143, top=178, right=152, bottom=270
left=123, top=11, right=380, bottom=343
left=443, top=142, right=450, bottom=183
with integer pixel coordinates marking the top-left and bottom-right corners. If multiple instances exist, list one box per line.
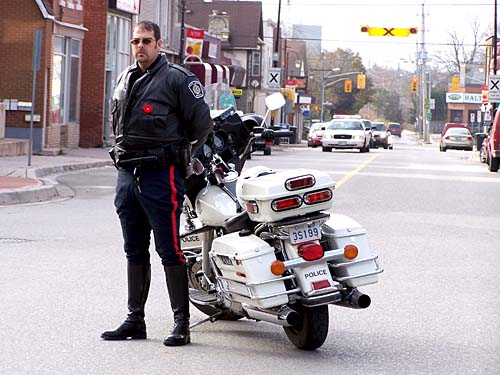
left=387, top=123, right=402, bottom=137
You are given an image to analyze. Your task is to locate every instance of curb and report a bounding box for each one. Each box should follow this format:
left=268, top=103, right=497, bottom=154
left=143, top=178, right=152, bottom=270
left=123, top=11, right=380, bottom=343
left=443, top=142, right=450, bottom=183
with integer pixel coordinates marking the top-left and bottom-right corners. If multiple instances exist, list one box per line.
left=0, top=160, right=112, bottom=206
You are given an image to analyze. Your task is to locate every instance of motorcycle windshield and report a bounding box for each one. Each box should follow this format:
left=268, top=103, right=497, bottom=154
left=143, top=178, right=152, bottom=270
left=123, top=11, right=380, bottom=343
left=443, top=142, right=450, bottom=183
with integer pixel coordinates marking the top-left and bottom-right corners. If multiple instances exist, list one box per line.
left=204, top=82, right=237, bottom=113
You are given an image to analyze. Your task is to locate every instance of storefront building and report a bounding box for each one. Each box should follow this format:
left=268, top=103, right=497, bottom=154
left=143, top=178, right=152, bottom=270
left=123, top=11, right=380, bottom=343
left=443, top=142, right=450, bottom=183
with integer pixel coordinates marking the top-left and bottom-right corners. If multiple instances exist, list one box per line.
left=446, top=91, right=482, bottom=132
left=80, top=0, right=139, bottom=147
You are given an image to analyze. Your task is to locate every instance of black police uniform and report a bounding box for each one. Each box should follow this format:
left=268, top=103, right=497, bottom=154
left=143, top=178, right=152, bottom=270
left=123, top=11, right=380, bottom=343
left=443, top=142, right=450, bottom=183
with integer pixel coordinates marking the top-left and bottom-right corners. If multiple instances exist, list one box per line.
left=101, top=54, right=212, bottom=346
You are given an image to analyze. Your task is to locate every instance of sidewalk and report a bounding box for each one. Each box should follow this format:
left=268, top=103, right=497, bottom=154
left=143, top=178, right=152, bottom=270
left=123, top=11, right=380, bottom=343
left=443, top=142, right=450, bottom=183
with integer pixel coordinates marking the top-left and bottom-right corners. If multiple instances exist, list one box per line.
left=0, top=147, right=112, bottom=206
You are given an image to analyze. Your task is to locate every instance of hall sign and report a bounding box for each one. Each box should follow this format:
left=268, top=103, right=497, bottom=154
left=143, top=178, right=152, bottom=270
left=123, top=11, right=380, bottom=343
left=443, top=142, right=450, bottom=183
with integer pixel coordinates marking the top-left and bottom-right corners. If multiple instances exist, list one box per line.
left=445, top=93, right=482, bottom=104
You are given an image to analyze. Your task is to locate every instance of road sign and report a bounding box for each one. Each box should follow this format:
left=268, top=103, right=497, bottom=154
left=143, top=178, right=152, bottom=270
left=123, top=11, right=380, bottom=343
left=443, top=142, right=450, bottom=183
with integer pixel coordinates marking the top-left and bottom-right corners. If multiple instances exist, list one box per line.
left=488, top=75, right=500, bottom=102
left=426, top=113, right=432, bottom=121
left=267, top=68, right=281, bottom=92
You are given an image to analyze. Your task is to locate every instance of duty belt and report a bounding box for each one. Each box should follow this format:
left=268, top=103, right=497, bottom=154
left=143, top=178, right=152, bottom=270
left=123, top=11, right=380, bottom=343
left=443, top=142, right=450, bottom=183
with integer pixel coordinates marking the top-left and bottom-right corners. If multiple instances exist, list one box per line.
left=110, top=146, right=173, bottom=170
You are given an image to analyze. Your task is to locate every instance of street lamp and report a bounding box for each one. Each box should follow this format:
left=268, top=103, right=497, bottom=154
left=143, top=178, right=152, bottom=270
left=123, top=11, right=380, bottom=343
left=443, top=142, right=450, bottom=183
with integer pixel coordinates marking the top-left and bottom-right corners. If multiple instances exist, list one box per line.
left=319, top=68, right=340, bottom=121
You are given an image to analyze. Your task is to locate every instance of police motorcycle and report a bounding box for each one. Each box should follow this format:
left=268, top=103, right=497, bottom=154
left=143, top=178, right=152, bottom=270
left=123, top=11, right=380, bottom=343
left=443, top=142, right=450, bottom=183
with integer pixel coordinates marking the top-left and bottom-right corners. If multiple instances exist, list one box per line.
left=180, top=83, right=383, bottom=350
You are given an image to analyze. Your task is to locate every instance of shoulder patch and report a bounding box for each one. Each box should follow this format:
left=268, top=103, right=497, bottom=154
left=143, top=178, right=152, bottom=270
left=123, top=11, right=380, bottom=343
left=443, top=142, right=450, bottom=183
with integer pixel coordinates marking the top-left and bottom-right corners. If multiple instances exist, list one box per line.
left=188, top=81, right=205, bottom=99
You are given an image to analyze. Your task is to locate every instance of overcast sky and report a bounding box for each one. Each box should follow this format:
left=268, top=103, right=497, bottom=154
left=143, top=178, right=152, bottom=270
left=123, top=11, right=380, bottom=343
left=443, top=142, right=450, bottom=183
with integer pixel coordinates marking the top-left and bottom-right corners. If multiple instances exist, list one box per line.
left=260, top=0, right=494, bottom=71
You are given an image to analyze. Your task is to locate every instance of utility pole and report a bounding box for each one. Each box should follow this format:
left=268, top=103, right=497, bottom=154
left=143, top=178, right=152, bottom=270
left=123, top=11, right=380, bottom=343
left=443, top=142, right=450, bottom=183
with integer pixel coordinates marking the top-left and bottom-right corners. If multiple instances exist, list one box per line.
left=419, top=2, right=429, bottom=143
left=180, top=0, right=186, bottom=64
left=320, top=53, right=326, bottom=122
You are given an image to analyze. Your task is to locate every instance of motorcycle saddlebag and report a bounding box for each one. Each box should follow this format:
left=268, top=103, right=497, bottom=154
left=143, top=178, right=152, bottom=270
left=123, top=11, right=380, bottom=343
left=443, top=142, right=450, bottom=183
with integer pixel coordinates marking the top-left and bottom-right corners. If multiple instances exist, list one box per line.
left=210, top=232, right=289, bottom=308
left=321, top=214, right=381, bottom=287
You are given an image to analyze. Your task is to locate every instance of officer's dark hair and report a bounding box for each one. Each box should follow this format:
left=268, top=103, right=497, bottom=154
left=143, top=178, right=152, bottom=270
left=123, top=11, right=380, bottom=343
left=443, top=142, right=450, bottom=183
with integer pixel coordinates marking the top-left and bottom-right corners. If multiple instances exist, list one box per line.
left=134, top=20, right=161, bottom=41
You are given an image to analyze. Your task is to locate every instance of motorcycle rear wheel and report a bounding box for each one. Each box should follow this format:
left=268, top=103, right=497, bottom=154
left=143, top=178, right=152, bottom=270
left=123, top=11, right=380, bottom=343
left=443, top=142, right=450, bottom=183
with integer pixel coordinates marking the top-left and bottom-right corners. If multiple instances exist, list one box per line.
left=283, top=303, right=329, bottom=350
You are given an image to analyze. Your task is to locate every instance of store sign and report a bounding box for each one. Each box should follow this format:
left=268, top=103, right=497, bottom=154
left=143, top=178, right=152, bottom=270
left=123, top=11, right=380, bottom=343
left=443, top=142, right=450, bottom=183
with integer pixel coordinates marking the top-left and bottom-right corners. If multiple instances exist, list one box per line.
left=445, top=92, right=482, bottom=104
left=109, top=0, right=140, bottom=15
left=185, top=28, right=204, bottom=59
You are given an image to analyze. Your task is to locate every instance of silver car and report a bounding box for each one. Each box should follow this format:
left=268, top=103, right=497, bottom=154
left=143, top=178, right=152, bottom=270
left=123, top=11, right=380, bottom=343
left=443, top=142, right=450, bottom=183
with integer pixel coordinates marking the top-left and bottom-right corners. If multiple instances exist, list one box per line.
left=440, top=127, right=473, bottom=152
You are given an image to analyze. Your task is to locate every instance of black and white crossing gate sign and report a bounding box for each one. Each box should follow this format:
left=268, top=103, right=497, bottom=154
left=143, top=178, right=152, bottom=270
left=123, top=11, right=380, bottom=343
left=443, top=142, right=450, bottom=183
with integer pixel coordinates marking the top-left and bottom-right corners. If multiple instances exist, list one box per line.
left=267, top=67, right=281, bottom=92
left=488, top=75, right=500, bottom=102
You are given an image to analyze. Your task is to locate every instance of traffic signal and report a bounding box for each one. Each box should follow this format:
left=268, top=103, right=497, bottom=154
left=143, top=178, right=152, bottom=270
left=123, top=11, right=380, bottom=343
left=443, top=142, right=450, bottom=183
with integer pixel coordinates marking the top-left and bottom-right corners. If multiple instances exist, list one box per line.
left=410, top=77, right=418, bottom=93
left=451, top=76, right=460, bottom=91
left=360, top=26, right=418, bottom=37
left=344, top=79, right=352, bottom=93
left=357, top=74, right=366, bottom=89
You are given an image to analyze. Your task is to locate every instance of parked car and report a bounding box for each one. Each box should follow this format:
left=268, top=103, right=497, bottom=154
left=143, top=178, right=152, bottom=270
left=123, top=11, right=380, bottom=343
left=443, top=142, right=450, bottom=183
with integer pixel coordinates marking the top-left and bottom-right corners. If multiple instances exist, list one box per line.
left=441, top=122, right=468, bottom=136
left=487, top=111, right=500, bottom=172
left=387, top=122, right=402, bottom=137
left=307, top=121, right=329, bottom=147
left=370, top=121, right=392, bottom=149
left=439, top=127, right=473, bottom=152
left=321, top=118, right=371, bottom=152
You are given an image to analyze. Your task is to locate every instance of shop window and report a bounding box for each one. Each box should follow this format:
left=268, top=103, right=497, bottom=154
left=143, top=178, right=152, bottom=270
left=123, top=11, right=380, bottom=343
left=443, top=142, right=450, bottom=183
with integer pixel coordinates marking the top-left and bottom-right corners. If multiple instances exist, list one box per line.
left=450, top=109, right=463, bottom=123
left=106, top=15, right=131, bottom=78
left=51, top=36, right=81, bottom=124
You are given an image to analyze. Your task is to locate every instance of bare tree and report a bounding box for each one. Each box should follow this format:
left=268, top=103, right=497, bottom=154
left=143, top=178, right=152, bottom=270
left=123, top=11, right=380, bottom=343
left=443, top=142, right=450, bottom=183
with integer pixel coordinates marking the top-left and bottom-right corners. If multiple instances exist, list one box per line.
left=435, top=19, right=487, bottom=74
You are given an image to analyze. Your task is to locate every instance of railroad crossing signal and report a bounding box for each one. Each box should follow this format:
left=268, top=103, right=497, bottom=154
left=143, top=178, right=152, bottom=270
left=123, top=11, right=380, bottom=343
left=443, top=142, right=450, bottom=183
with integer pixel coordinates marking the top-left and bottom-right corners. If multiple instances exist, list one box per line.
left=357, top=74, right=366, bottom=89
left=344, top=79, right=352, bottom=93
left=410, top=77, right=418, bottom=93
left=361, top=26, right=418, bottom=37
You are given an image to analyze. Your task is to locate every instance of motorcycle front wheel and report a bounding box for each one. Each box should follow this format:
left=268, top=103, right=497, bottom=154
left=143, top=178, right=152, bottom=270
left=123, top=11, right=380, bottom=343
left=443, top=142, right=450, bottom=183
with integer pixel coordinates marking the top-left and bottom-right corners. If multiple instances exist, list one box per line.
left=283, top=303, right=329, bottom=350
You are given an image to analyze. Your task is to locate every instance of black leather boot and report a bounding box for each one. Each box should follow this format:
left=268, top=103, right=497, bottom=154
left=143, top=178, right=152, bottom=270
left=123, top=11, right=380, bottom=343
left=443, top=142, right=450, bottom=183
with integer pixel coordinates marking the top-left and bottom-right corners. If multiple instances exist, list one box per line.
left=101, top=263, right=151, bottom=340
left=163, top=264, right=191, bottom=346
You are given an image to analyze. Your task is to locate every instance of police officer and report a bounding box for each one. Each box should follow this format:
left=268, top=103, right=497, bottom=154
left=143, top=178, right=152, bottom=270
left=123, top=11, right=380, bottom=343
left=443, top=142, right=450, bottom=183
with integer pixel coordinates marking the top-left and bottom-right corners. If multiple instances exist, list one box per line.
left=101, top=20, right=212, bottom=346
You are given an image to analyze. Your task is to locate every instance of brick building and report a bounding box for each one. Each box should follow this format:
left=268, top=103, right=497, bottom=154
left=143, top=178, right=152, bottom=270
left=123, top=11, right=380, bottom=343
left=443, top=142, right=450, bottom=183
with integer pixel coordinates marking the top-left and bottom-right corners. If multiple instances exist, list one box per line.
left=0, top=0, right=86, bottom=153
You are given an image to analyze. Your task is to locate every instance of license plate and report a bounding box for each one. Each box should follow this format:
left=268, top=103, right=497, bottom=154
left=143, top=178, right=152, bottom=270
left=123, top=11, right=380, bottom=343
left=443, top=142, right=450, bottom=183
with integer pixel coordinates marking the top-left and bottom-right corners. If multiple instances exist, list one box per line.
left=338, top=140, right=346, bottom=145
left=289, top=221, right=321, bottom=245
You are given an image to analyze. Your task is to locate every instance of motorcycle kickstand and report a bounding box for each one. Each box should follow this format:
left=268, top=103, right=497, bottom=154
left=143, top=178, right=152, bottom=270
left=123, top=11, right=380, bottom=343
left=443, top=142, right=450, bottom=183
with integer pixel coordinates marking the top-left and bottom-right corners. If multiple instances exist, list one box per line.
left=189, top=311, right=224, bottom=329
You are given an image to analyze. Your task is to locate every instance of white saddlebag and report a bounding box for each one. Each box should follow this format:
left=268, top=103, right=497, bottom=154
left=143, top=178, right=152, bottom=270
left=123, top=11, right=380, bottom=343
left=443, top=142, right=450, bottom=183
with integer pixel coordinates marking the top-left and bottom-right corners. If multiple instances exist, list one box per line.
left=322, top=214, right=381, bottom=287
left=210, top=232, right=288, bottom=308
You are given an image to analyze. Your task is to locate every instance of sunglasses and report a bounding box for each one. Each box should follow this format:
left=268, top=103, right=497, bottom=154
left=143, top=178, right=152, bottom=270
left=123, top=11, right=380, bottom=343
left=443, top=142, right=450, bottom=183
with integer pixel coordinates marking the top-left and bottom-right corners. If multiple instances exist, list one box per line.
left=130, top=38, right=156, bottom=45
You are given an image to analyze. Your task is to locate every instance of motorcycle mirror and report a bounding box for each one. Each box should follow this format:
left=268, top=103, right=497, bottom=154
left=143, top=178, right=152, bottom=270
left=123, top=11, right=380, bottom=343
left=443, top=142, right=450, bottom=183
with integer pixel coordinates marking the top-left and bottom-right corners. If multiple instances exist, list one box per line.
left=191, top=158, right=205, bottom=175
left=265, top=92, right=286, bottom=111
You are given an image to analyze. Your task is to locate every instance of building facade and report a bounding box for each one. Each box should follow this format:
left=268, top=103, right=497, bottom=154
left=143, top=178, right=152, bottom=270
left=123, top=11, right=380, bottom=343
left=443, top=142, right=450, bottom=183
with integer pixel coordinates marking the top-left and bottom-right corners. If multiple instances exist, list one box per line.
left=0, top=0, right=86, bottom=153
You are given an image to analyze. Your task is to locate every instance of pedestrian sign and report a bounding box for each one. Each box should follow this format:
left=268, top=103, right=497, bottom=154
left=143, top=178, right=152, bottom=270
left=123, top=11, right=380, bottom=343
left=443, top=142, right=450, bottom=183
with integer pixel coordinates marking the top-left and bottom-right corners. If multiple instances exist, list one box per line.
left=489, top=75, right=500, bottom=103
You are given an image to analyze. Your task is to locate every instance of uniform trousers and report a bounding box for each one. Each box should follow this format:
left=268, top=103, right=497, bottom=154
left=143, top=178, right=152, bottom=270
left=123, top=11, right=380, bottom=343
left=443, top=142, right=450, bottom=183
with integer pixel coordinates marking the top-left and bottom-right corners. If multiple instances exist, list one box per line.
left=114, top=164, right=185, bottom=266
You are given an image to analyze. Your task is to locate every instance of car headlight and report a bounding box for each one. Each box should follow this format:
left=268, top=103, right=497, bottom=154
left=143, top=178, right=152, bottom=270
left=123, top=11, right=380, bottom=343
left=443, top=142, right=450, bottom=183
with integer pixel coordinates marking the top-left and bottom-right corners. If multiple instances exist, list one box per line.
left=353, top=135, right=364, bottom=140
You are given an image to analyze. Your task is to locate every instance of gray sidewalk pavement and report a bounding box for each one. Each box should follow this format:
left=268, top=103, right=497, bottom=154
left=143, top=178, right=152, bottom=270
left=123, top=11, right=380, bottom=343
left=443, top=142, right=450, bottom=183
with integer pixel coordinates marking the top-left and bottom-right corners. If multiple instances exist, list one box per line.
left=0, top=147, right=112, bottom=206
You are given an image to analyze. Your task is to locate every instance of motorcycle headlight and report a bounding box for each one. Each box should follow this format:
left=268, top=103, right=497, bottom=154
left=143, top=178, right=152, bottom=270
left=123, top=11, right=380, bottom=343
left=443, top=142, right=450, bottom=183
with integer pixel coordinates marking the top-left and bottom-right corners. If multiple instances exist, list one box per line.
left=380, top=133, right=387, bottom=138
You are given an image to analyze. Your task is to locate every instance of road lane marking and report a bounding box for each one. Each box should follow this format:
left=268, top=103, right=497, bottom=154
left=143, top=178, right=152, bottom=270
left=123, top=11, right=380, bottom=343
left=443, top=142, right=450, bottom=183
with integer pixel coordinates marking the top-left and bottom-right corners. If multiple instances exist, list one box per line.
left=335, top=154, right=379, bottom=189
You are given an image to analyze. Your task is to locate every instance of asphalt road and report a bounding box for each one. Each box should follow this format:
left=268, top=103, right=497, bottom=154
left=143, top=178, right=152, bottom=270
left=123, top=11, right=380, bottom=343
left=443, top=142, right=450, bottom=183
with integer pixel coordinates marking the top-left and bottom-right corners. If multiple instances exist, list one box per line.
left=1, top=138, right=499, bottom=375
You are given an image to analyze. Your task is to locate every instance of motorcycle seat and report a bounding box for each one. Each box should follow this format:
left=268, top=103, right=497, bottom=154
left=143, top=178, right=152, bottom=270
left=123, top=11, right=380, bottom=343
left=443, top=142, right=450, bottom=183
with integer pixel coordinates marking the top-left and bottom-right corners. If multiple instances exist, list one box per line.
left=223, top=211, right=256, bottom=233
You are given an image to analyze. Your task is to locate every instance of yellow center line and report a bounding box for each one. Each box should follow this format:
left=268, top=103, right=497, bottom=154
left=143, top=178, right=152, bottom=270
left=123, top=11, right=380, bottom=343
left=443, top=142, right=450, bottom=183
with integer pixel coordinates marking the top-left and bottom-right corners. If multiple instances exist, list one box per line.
left=335, top=154, right=379, bottom=189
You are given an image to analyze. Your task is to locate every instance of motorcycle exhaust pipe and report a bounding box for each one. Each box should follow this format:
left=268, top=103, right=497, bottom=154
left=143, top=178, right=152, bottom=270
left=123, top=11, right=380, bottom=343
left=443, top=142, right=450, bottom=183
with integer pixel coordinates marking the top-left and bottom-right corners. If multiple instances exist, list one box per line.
left=333, top=291, right=371, bottom=309
left=242, top=304, right=301, bottom=327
